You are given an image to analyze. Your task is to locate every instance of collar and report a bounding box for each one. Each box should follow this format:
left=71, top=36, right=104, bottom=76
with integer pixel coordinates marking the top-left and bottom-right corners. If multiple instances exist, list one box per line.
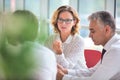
left=104, top=33, right=120, bottom=51
left=56, top=34, right=74, bottom=43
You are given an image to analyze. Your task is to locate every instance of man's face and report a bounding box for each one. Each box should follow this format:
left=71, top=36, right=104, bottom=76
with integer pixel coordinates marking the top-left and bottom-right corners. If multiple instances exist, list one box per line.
left=89, top=20, right=107, bottom=46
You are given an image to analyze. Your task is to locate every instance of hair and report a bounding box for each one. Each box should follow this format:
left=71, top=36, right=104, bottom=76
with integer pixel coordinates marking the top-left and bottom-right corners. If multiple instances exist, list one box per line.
left=1, top=10, right=39, bottom=79
left=88, top=11, right=116, bottom=32
left=8, top=10, right=39, bottom=43
left=51, top=5, right=80, bottom=35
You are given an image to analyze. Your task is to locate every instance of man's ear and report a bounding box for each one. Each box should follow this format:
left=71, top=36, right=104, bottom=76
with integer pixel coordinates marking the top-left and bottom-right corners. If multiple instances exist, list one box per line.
left=105, top=25, right=111, bottom=35
left=105, top=25, right=110, bottom=32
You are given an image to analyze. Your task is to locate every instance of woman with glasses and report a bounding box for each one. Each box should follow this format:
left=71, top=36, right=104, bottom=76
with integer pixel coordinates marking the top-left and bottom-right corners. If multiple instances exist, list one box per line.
left=45, top=5, right=87, bottom=69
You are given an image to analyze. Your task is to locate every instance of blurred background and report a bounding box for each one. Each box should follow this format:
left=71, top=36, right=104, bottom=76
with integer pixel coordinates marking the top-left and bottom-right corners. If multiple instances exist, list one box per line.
left=0, top=0, right=120, bottom=51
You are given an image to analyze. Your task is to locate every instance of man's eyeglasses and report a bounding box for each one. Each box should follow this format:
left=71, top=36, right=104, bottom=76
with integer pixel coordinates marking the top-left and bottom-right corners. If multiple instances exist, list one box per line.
left=57, top=18, right=74, bottom=24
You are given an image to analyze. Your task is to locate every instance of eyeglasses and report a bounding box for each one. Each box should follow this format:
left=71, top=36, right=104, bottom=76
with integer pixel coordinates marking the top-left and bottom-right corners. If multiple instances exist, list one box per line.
left=57, top=18, right=74, bottom=24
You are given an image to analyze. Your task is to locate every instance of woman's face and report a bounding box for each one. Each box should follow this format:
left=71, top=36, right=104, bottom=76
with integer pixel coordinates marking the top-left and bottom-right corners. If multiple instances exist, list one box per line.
left=57, top=11, right=76, bottom=34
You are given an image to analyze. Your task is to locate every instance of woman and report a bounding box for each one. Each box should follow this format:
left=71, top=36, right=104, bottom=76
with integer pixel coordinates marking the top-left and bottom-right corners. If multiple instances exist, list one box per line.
left=45, top=5, right=87, bottom=69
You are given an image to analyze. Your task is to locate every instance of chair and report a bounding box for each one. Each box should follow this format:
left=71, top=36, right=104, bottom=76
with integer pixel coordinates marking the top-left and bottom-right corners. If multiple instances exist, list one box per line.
left=84, top=49, right=101, bottom=68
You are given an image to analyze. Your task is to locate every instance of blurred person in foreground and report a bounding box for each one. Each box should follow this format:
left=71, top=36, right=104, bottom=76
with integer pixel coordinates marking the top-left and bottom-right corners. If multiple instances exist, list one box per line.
left=45, top=5, right=87, bottom=70
left=0, top=10, right=57, bottom=80
left=57, top=11, right=120, bottom=80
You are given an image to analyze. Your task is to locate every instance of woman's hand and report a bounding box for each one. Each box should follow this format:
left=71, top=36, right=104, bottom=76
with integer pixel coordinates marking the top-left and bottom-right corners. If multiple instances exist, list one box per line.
left=56, top=64, right=68, bottom=80
left=56, top=68, right=64, bottom=80
left=57, top=64, right=68, bottom=74
left=53, top=40, right=63, bottom=55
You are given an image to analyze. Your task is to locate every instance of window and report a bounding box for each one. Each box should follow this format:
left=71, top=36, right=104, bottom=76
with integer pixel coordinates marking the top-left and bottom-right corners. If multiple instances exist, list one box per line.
left=0, top=0, right=3, bottom=12
left=25, top=0, right=40, bottom=19
left=5, top=0, right=11, bottom=12
left=48, top=0, right=70, bottom=34
left=78, top=0, right=105, bottom=50
left=78, top=0, right=105, bottom=37
left=116, top=0, right=120, bottom=31
left=1, top=0, right=119, bottom=49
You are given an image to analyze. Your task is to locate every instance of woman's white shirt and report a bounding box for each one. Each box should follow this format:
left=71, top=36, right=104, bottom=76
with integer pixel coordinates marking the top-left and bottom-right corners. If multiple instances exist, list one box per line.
left=45, top=33, right=87, bottom=69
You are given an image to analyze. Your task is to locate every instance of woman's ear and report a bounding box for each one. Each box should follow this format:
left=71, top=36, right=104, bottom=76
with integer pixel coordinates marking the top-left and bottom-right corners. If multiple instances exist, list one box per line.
left=73, top=19, right=76, bottom=26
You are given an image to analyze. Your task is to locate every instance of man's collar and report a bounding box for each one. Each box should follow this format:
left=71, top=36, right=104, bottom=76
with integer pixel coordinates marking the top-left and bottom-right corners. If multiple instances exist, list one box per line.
left=104, top=33, right=119, bottom=51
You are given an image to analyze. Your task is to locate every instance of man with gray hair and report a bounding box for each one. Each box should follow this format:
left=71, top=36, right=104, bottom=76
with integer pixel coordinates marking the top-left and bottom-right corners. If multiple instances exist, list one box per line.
left=57, top=11, right=120, bottom=80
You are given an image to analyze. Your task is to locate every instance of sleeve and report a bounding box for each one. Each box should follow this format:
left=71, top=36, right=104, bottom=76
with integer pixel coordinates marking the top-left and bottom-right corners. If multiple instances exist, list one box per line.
left=63, top=46, right=120, bottom=80
left=62, top=74, right=91, bottom=80
left=34, top=45, right=57, bottom=80
left=44, top=35, right=55, bottom=50
left=62, top=66, right=97, bottom=80
left=67, top=67, right=96, bottom=77
left=67, top=61, right=100, bottom=77
left=44, top=34, right=70, bottom=68
left=56, top=53, right=70, bottom=68
left=57, top=36, right=87, bottom=69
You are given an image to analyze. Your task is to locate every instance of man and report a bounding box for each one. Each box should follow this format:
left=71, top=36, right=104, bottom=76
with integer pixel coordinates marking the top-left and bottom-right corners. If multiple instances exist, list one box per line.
left=57, top=11, right=120, bottom=80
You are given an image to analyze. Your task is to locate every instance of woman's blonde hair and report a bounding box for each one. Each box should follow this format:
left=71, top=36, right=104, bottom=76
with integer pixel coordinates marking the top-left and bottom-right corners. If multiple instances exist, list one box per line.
left=51, top=5, right=80, bottom=35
